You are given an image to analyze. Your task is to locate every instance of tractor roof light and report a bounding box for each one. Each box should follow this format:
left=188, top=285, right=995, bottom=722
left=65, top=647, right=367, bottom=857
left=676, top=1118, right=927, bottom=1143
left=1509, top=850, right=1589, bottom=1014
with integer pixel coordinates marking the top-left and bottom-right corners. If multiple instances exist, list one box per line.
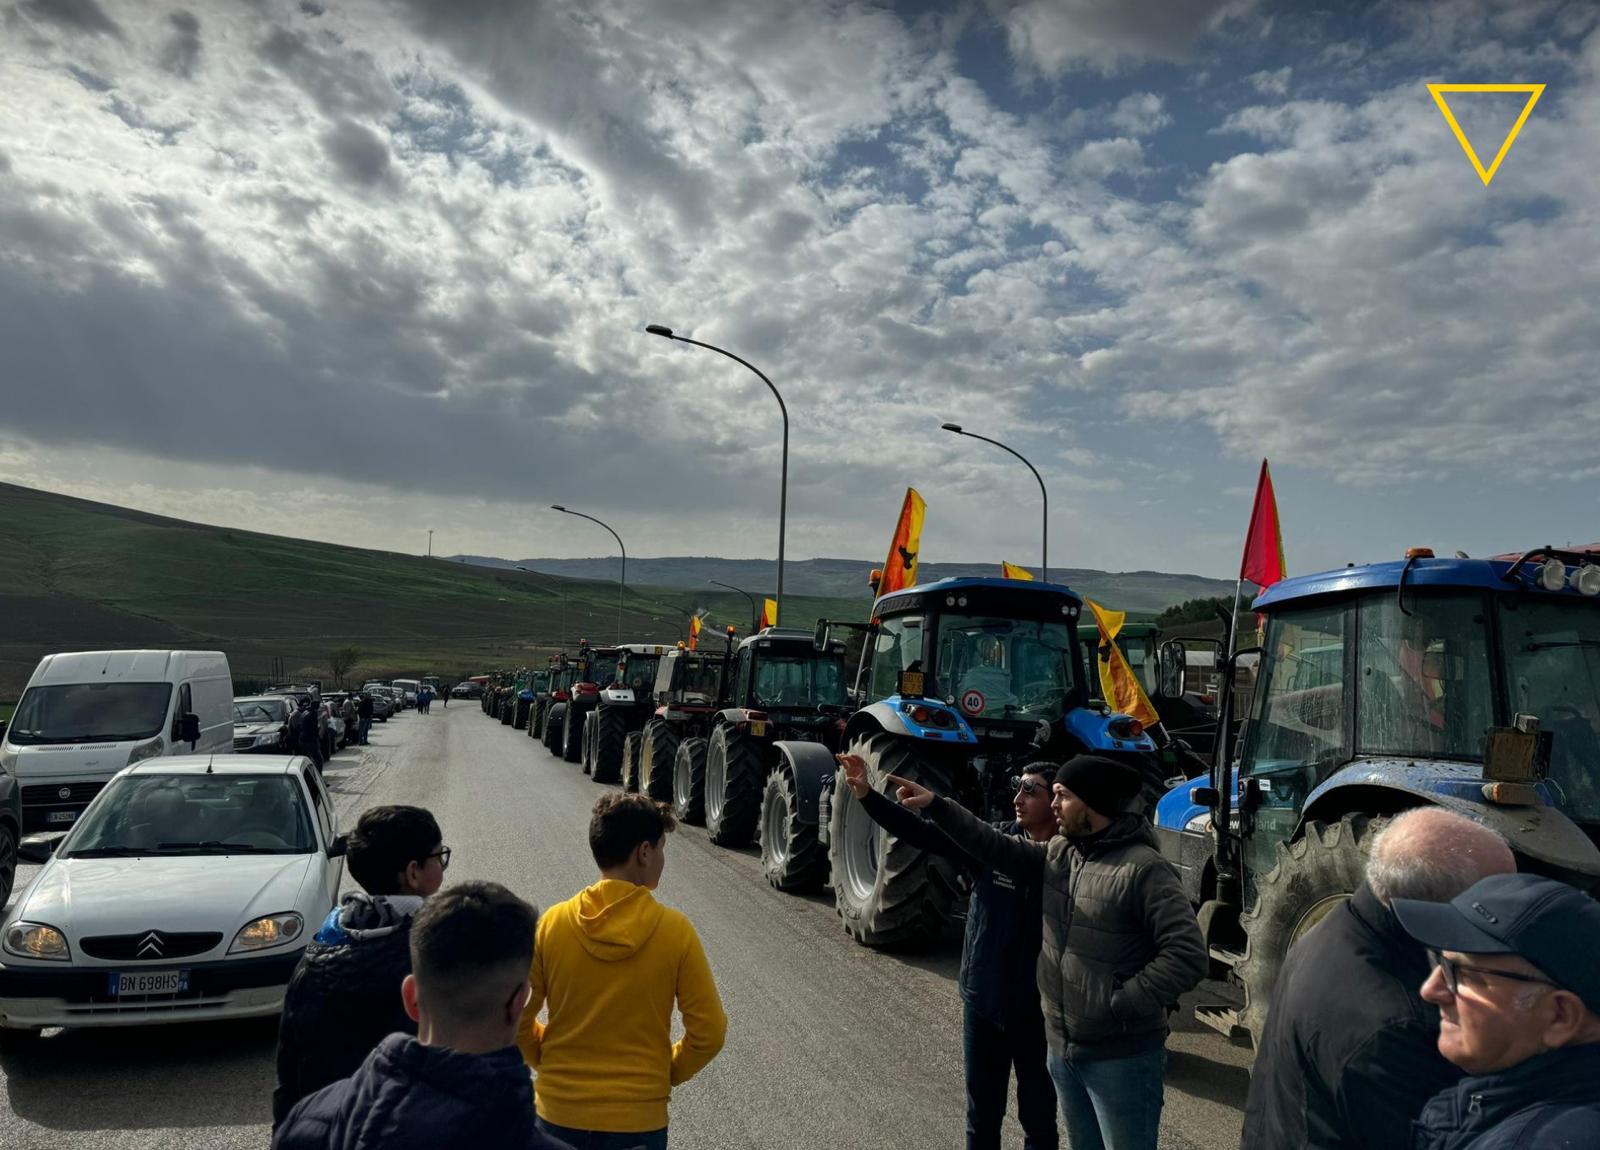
left=1538, top=557, right=1568, bottom=592
left=1574, top=564, right=1600, bottom=597
left=1405, top=547, right=1435, bottom=559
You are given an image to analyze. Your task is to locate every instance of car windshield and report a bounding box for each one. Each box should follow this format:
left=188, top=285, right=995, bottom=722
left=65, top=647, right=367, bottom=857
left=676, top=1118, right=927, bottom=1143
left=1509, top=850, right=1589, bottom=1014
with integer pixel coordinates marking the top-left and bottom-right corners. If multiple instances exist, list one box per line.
left=935, top=614, right=1079, bottom=720
left=234, top=699, right=290, bottom=724
left=752, top=652, right=847, bottom=709
left=1500, top=598, right=1600, bottom=824
left=65, top=774, right=316, bottom=856
left=8, top=682, right=172, bottom=745
left=620, top=656, right=659, bottom=692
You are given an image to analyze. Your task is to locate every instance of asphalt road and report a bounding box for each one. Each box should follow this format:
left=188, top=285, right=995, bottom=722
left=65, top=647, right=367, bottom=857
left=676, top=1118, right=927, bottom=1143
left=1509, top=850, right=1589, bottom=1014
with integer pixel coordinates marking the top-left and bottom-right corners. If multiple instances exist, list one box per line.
left=0, top=704, right=1252, bottom=1149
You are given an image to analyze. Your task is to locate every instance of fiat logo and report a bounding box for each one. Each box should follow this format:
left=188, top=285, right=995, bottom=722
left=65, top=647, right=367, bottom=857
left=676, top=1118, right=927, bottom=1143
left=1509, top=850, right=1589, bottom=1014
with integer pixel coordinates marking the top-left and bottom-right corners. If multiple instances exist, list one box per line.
left=58, top=787, right=72, bottom=800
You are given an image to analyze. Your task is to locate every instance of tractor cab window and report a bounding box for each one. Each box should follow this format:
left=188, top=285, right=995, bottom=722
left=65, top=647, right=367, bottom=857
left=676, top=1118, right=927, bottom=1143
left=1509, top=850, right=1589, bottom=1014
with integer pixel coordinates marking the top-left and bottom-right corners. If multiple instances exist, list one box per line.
left=868, top=615, right=923, bottom=702
left=621, top=656, right=660, bottom=692
left=1499, top=598, right=1600, bottom=824
left=751, top=653, right=846, bottom=709
left=581, top=654, right=619, bottom=685
left=935, top=615, right=1078, bottom=721
left=1358, top=593, right=1494, bottom=763
left=672, top=657, right=725, bottom=705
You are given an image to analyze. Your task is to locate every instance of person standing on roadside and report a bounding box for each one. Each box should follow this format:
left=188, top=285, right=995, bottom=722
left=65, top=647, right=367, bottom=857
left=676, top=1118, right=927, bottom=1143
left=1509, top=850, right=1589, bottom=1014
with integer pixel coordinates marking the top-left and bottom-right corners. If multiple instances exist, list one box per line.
left=1399, top=873, right=1600, bottom=1150
left=884, top=755, right=1205, bottom=1150
left=1241, top=808, right=1515, bottom=1150
left=519, top=792, right=726, bottom=1149
left=340, top=693, right=358, bottom=747
left=295, top=696, right=324, bottom=771
left=838, top=754, right=1058, bottom=1150
left=356, top=690, right=374, bottom=746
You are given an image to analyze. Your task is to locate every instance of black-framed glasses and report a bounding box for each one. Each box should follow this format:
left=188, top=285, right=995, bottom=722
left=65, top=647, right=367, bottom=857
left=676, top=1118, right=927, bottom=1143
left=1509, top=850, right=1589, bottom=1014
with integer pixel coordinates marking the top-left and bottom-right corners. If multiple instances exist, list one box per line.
left=1427, top=949, right=1555, bottom=995
left=426, top=846, right=452, bottom=871
left=1009, top=775, right=1047, bottom=796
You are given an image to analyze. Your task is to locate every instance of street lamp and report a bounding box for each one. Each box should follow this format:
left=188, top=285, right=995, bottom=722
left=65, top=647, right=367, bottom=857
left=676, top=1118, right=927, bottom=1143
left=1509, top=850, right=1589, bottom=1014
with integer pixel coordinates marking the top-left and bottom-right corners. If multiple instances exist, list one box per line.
left=942, top=422, right=1049, bottom=583
left=708, top=579, right=760, bottom=633
left=647, top=324, right=788, bottom=624
left=550, top=505, right=626, bottom=645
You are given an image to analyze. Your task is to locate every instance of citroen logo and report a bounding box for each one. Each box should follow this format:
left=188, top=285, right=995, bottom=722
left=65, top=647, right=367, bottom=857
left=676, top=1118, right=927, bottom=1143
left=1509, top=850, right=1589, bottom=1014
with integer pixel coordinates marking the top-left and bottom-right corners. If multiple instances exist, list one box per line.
left=58, top=787, right=72, bottom=800
left=137, top=932, right=164, bottom=958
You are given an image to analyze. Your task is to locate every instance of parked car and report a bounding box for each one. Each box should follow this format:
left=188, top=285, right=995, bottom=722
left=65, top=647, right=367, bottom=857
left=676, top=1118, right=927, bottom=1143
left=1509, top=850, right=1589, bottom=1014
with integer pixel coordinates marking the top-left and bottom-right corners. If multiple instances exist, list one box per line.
left=231, top=697, right=294, bottom=754
left=390, top=680, right=420, bottom=710
left=2, top=650, right=234, bottom=834
left=0, top=755, right=346, bottom=1036
left=365, top=689, right=395, bottom=722
left=0, top=770, right=19, bottom=913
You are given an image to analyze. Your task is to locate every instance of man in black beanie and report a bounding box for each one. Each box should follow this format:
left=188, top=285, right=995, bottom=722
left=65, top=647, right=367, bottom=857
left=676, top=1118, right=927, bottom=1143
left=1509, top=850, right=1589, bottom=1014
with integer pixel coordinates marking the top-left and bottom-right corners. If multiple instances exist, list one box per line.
left=887, top=754, right=1205, bottom=1150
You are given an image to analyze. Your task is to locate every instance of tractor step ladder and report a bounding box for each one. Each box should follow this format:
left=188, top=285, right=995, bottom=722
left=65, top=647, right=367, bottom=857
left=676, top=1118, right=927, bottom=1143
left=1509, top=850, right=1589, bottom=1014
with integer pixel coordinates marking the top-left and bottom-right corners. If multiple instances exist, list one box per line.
left=1194, top=1003, right=1247, bottom=1040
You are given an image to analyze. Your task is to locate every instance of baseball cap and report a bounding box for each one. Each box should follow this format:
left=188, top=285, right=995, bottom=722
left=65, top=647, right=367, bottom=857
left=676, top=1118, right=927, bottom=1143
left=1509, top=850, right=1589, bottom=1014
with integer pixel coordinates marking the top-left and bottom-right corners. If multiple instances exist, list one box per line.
left=1393, top=873, right=1600, bottom=1012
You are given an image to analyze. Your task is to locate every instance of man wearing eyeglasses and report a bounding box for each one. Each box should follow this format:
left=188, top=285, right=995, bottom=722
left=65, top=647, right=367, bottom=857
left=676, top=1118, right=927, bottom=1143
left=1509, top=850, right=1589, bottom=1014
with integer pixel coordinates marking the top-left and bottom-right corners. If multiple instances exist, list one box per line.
left=837, top=755, right=1060, bottom=1150
left=1396, top=873, right=1600, bottom=1150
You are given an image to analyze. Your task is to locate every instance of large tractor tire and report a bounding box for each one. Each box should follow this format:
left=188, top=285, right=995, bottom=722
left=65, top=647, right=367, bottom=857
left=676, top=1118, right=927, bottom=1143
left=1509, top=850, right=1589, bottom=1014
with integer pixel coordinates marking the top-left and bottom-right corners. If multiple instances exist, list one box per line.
left=513, top=697, right=531, bottom=730
left=828, top=732, right=960, bottom=948
left=705, top=726, right=763, bottom=848
left=761, top=763, right=827, bottom=893
left=500, top=698, right=515, bottom=725
left=672, top=738, right=709, bottom=826
left=1236, top=814, right=1383, bottom=1046
left=543, top=705, right=566, bottom=755
left=528, top=699, right=545, bottom=739
left=640, top=719, right=680, bottom=804
left=580, top=712, right=597, bottom=775
left=622, top=732, right=643, bottom=793
left=562, top=706, right=585, bottom=763
left=593, top=708, right=627, bottom=785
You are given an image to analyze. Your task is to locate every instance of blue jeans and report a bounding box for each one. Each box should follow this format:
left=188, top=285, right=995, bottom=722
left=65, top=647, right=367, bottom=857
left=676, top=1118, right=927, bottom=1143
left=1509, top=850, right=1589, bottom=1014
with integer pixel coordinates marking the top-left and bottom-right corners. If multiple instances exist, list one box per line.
left=358, top=717, right=371, bottom=744
left=964, top=1004, right=1059, bottom=1150
left=535, top=1119, right=667, bottom=1150
left=1047, top=1047, right=1165, bottom=1150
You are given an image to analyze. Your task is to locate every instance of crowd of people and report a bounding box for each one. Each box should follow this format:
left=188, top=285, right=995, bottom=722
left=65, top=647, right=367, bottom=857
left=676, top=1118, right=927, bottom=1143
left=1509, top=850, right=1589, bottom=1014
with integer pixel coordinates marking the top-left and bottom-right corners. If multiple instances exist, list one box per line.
left=261, top=750, right=1600, bottom=1150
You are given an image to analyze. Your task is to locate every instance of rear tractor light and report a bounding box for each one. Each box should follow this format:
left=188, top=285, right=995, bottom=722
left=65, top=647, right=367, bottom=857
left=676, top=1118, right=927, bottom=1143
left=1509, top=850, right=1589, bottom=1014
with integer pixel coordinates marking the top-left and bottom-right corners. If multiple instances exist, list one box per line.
left=1107, top=717, right=1144, bottom=740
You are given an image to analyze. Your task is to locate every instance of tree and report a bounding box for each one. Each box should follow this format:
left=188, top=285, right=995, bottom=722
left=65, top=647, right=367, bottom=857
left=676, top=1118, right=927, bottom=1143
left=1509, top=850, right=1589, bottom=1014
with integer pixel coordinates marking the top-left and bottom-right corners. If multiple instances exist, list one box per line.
left=1153, top=596, right=1234, bottom=629
left=329, top=647, right=362, bottom=688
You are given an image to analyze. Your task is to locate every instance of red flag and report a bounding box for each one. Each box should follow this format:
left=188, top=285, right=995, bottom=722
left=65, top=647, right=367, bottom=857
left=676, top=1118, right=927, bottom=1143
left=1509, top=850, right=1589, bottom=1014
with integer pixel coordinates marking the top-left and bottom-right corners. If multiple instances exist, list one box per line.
left=1240, top=460, right=1286, bottom=589
left=761, top=598, right=778, bottom=629
left=689, top=614, right=702, bottom=651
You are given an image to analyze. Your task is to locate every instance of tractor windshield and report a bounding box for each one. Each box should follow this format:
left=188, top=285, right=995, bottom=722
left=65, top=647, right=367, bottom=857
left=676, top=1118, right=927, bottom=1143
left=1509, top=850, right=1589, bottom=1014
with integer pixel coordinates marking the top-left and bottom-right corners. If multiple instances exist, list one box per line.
left=752, top=653, right=847, bottom=709
left=936, top=614, right=1078, bottom=721
left=1500, top=598, right=1600, bottom=823
left=579, top=654, right=620, bottom=685
left=620, top=656, right=660, bottom=692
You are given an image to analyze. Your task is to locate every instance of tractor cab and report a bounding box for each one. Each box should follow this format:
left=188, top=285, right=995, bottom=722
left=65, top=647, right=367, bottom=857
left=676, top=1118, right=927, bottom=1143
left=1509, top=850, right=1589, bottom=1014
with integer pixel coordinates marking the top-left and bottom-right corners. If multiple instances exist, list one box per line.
left=1155, top=546, right=1600, bottom=1044
left=721, top=628, right=850, bottom=740
left=653, top=645, right=734, bottom=714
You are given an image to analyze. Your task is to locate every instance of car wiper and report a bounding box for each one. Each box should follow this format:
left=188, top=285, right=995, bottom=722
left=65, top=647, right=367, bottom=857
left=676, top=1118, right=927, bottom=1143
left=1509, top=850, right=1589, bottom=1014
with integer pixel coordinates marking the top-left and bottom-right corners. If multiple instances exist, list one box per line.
left=65, top=846, right=148, bottom=858
left=1523, top=640, right=1600, bottom=650
left=155, top=841, right=276, bottom=853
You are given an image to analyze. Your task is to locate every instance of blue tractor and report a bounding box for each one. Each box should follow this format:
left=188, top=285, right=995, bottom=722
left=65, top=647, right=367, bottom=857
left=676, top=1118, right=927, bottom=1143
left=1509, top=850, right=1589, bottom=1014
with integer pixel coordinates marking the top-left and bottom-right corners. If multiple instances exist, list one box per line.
left=1155, top=547, right=1600, bottom=1044
left=806, top=576, right=1160, bottom=948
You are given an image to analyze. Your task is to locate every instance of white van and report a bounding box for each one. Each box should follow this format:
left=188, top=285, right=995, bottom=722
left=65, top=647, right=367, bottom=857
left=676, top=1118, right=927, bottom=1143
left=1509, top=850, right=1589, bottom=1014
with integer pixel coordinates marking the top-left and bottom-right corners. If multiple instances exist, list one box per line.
left=1, top=650, right=234, bottom=833
left=391, top=679, right=420, bottom=709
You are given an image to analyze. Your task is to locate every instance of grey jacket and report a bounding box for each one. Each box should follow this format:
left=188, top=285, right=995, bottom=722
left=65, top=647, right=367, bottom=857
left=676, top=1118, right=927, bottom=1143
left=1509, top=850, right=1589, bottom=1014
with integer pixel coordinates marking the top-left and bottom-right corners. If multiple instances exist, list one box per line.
left=926, top=798, right=1206, bottom=1060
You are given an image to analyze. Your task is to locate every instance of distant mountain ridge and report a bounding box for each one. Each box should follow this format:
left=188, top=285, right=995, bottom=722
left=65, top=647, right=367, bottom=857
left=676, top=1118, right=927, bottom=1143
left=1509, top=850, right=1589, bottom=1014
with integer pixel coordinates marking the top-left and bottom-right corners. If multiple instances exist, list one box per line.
left=448, top=554, right=1234, bottom=615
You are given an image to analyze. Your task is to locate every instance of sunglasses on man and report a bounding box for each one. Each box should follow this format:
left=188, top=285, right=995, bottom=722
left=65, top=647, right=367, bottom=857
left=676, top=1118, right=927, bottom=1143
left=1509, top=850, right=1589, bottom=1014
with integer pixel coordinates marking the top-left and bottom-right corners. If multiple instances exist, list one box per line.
left=1008, top=775, right=1048, bottom=796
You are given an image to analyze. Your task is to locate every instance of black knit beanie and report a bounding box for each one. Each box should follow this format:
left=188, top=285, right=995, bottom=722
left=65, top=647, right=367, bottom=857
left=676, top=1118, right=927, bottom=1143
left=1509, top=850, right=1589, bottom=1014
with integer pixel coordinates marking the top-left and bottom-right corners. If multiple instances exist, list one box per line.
left=1053, top=755, right=1141, bottom=816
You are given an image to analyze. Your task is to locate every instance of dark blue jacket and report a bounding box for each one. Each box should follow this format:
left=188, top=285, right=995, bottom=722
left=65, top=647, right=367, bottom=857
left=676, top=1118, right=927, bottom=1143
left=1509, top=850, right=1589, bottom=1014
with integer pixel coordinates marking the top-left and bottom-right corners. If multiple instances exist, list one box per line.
left=861, top=788, right=1043, bottom=1027
left=273, top=1034, right=573, bottom=1150
left=1412, top=1043, right=1600, bottom=1150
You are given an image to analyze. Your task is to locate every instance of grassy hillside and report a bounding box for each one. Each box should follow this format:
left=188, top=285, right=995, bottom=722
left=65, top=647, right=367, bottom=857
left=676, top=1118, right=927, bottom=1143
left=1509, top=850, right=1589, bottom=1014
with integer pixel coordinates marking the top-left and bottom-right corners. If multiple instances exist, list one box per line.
left=0, top=483, right=862, bottom=697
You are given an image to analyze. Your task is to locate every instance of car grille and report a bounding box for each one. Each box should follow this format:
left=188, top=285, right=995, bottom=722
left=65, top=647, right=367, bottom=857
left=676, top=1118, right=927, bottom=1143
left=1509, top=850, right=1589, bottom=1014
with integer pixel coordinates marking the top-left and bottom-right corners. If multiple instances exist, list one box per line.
left=233, top=736, right=257, bottom=750
left=79, top=931, right=224, bottom=961
left=21, top=782, right=105, bottom=806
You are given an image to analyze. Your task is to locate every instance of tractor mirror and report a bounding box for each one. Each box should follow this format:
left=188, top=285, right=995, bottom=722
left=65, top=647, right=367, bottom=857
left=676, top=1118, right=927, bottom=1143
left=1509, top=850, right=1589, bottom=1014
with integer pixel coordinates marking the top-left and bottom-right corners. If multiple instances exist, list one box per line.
left=813, top=619, right=829, bottom=651
left=1191, top=785, right=1220, bottom=809
left=1158, top=641, right=1186, bottom=699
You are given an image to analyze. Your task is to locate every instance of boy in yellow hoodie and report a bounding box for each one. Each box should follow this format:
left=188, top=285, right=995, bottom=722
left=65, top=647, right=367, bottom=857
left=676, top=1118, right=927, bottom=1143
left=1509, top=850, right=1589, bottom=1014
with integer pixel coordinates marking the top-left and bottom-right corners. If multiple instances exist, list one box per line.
left=519, top=792, right=727, bottom=1149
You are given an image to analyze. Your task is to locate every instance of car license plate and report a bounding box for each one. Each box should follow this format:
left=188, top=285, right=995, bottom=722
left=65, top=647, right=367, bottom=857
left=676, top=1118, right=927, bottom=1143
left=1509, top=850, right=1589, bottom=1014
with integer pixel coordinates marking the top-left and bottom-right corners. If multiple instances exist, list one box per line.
left=46, top=810, right=78, bottom=824
left=106, top=970, right=189, bottom=997
left=749, top=721, right=767, bottom=737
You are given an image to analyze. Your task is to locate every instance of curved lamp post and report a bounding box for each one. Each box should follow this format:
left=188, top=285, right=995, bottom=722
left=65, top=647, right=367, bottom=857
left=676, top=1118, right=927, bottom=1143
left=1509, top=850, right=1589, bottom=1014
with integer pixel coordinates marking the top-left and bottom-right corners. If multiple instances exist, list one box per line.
left=709, top=579, right=760, bottom=633
left=551, top=505, right=626, bottom=645
left=646, top=324, right=788, bottom=624
left=941, top=423, right=1049, bottom=583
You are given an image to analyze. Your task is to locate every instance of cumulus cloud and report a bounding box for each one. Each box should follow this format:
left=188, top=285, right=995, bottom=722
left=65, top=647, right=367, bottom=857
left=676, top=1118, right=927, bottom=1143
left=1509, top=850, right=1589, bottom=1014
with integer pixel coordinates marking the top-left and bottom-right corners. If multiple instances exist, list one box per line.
left=987, top=0, right=1255, bottom=75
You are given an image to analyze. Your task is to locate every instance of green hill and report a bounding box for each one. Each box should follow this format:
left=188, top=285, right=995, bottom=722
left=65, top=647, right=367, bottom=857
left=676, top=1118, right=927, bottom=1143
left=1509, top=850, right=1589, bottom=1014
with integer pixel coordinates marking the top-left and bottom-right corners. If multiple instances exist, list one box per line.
left=0, top=483, right=861, bottom=697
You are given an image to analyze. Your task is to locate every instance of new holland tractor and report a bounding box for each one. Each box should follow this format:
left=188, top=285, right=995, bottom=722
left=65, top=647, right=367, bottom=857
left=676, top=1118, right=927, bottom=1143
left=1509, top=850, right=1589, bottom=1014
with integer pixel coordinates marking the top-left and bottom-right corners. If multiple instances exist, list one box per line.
left=513, top=668, right=550, bottom=730
left=808, top=576, right=1159, bottom=947
left=581, top=644, right=669, bottom=784
left=631, top=636, right=737, bottom=803
left=1154, top=546, right=1600, bottom=1045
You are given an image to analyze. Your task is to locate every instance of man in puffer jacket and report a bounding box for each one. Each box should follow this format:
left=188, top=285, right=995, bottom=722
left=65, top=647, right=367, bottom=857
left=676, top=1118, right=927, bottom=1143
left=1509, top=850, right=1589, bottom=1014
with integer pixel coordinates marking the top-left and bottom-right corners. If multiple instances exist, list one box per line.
left=274, top=882, right=573, bottom=1150
left=889, top=754, right=1206, bottom=1150
left=272, top=805, right=449, bottom=1127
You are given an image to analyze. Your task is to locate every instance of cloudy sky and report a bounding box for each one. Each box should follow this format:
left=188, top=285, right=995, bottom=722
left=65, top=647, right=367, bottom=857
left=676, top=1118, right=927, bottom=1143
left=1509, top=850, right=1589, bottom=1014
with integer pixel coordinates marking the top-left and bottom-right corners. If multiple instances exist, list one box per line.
left=1, top=0, right=1597, bottom=581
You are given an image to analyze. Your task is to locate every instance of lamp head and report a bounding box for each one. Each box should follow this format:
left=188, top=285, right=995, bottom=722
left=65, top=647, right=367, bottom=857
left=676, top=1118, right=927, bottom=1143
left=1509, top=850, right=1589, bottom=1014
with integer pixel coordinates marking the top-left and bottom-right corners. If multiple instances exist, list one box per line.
left=645, top=324, right=674, bottom=338
left=941, top=422, right=963, bottom=434
left=551, top=504, right=566, bottom=512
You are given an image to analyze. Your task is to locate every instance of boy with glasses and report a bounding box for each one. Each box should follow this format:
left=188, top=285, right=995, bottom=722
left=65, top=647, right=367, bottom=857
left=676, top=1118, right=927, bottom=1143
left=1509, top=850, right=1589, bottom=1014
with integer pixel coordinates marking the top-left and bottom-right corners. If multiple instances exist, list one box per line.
left=273, top=805, right=450, bottom=1127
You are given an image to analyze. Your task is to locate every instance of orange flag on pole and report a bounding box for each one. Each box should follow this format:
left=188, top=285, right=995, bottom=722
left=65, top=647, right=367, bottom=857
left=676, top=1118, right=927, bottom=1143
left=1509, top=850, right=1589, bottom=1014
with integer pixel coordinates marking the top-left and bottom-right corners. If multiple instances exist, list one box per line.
left=1240, top=460, right=1286, bottom=590
left=761, top=598, right=778, bottom=629
left=877, top=488, right=927, bottom=596
left=689, top=614, right=702, bottom=651
left=1000, top=561, right=1035, bottom=581
left=1087, top=599, right=1161, bottom=730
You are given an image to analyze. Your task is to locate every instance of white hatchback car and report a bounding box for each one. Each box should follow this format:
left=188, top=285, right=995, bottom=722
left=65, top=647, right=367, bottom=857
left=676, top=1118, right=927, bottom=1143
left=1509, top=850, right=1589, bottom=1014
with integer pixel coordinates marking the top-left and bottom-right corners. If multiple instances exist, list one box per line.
left=0, top=755, right=345, bottom=1034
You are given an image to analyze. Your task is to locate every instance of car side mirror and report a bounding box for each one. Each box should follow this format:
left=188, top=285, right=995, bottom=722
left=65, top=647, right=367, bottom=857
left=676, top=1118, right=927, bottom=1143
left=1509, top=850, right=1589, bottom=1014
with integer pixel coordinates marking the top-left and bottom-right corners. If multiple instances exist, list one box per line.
left=175, top=712, right=201, bottom=745
left=327, top=833, right=348, bottom=859
left=1158, top=640, right=1187, bottom=699
left=18, top=833, right=66, bottom=864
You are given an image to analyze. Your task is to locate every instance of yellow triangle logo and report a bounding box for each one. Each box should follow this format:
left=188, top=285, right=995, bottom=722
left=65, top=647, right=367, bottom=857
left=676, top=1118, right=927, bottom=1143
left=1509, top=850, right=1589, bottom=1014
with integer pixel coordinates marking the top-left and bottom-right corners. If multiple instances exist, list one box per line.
left=1427, top=83, right=1545, bottom=187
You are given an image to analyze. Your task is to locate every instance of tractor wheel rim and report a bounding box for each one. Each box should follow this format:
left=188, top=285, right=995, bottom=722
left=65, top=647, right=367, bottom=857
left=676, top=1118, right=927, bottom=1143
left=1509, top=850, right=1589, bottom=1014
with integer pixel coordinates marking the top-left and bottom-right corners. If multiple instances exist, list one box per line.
left=764, top=788, right=788, bottom=865
left=841, top=788, right=879, bottom=902
left=707, top=746, right=724, bottom=823
left=674, top=754, right=690, bottom=810
left=1292, top=893, right=1350, bottom=945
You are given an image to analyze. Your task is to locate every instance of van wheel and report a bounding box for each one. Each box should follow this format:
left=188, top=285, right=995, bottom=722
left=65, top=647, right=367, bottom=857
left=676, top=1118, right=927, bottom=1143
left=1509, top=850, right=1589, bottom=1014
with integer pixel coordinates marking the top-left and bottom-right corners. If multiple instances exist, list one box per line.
left=0, top=823, right=16, bottom=910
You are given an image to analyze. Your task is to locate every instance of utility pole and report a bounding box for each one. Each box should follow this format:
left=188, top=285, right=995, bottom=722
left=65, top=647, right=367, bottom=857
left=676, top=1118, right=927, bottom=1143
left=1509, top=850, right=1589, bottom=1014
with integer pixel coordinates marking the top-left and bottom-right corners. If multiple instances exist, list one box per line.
left=427, top=529, right=434, bottom=558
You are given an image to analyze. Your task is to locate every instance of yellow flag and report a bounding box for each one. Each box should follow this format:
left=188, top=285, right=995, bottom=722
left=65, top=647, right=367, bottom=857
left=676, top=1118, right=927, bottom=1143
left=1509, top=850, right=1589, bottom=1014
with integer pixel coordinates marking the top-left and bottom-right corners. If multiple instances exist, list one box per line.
left=761, top=598, right=778, bottom=629
left=878, top=488, right=927, bottom=596
left=1001, top=561, right=1035, bottom=581
left=689, top=614, right=702, bottom=651
left=1086, top=599, right=1161, bottom=729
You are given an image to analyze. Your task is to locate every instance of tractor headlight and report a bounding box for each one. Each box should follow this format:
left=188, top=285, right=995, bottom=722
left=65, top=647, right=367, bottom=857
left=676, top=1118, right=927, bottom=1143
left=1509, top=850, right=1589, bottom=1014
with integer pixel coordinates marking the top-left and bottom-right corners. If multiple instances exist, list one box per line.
left=1538, top=557, right=1567, bottom=592
left=1572, top=565, right=1600, bottom=597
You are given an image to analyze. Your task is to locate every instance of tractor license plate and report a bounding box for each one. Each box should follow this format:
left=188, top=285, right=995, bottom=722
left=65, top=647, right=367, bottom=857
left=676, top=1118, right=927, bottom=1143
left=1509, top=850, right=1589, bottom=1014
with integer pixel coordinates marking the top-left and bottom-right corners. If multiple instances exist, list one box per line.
left=749, top=721, right=767, bottom=737
left=106, top=970, right=188, bottom=997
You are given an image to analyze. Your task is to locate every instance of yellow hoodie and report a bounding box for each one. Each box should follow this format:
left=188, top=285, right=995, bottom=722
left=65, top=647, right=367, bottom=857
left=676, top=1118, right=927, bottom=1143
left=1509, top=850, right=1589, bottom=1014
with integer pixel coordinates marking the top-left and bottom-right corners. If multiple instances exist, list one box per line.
left=518, top=879, right=727, bottom=1133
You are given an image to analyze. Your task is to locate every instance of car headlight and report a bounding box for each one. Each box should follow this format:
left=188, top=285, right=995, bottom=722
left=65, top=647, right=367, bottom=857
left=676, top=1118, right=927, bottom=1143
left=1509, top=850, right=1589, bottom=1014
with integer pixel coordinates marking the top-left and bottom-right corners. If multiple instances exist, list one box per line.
left=3, top=922, right=71, bottom=961
left=126, top=737, right=165, bottom=766
left=0, top=745, right=15, bottom=776
left=229, top=912, right=304, bottom=953
left=256, top=733, right=277, bottom=746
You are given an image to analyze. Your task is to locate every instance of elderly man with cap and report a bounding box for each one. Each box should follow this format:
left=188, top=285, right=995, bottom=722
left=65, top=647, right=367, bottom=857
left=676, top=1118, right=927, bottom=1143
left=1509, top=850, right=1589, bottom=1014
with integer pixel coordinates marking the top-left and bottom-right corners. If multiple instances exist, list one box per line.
left=1395, top=873, right=1600, bottom=1150
left=886, top=754, right=1206, bottom=1150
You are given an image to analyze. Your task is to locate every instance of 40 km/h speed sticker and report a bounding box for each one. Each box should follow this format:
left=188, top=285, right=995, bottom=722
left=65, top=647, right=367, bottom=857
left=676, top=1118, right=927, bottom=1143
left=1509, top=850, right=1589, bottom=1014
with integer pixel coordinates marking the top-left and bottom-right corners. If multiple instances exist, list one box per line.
left=960, top=689, right=986, bottom=716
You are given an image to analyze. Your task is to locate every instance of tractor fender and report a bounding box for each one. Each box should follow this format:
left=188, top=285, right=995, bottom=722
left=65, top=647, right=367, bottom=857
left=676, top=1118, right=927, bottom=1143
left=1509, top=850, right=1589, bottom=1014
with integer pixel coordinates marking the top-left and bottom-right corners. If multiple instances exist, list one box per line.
left=843, top=702, right=909, bottom=744
left=773, top=741, right=838, bottom=826
left=715, top=707, right=763, bottom=727
left=1299, top=759, right=1600, bottom=878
